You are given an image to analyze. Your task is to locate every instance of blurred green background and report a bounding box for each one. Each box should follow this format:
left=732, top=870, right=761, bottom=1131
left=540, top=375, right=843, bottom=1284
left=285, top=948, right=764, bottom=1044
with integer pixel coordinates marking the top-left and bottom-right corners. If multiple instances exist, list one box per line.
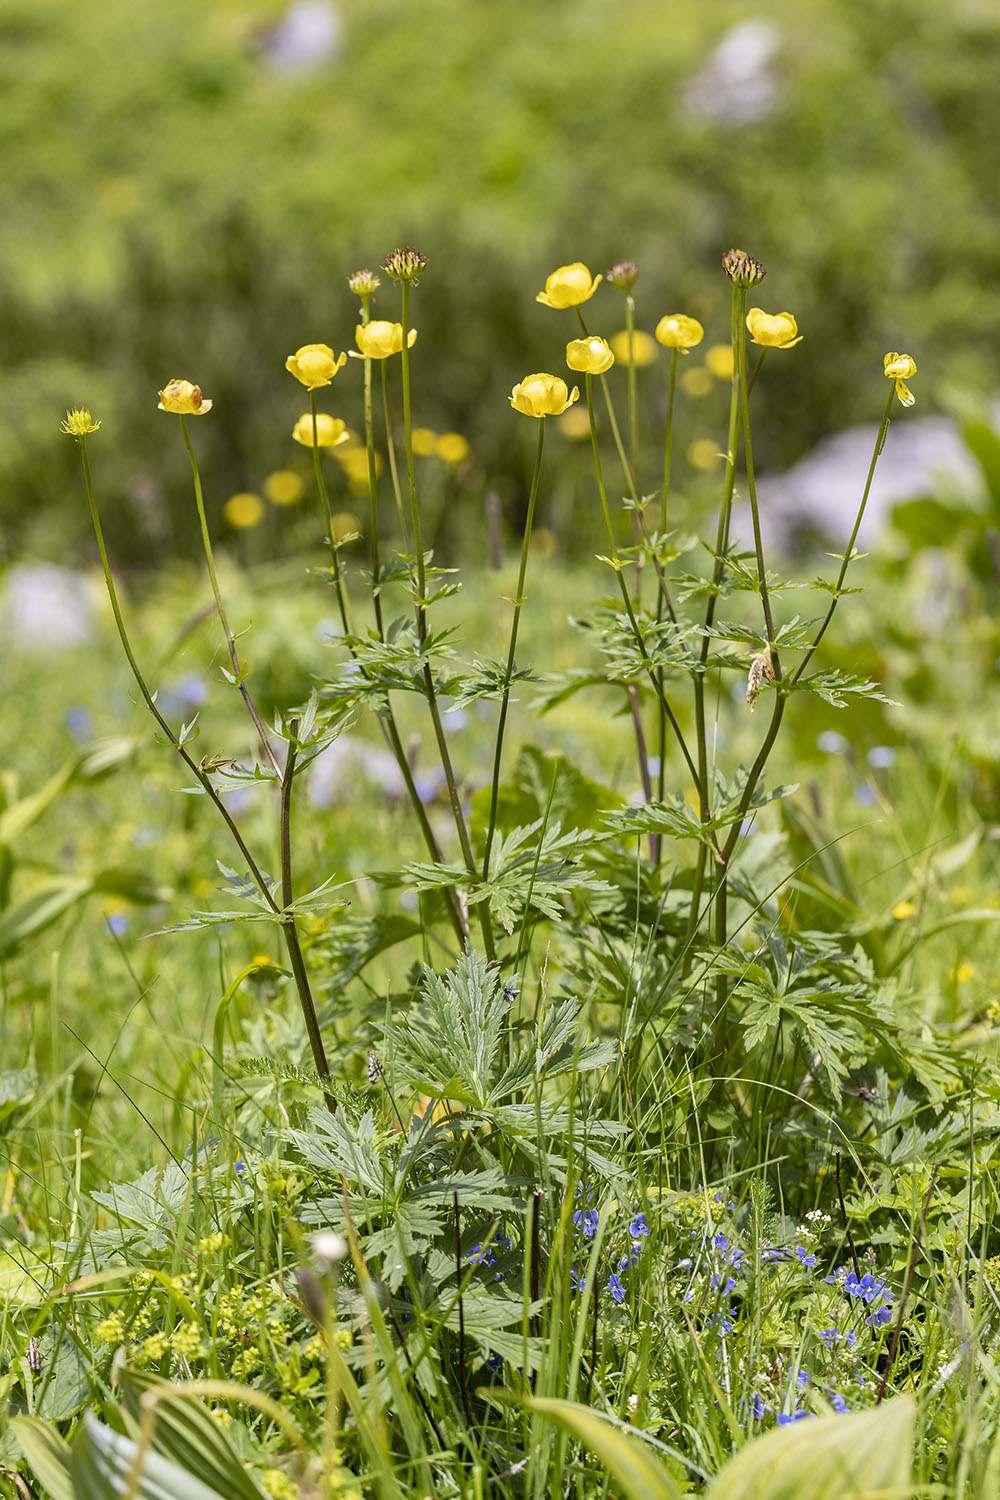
left=2, top=0, right=999, bottom=564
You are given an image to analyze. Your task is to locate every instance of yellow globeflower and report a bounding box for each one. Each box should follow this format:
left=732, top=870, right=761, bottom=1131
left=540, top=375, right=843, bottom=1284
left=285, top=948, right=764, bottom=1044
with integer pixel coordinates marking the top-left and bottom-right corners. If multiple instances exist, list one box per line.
left=510, top=373, right=580, bottom=418
left=746, top=308, right=803, bottom=349
left=435, top=432, right=470, bottom=463
left=608, top=329, right=657, bottom=367
left=681, top=367, right=713, bottom=399
left=884, top=352, right=917, bottom=408
left=158, top=379, right=213, bottom=415
left=535, top=262, right=603, bottom=309
left=705, top=345, right=734, bottom=380
left=60, top=407, right=101, bottom=436
left=223, top=492, right=265, bottom=529
left=411, top=427, right=436, bottom=455
left=264, top=470, right=304, bottom=506
left=352, top=321, right=418, bottom=359
left=892, top=900, right=916, bottom=920
left=655, top=314, right=704, bottom=352
left=566, top=336, right=615, bottom=375
left=291, top=413, right=351, bottom=448
left=284, top=344, right=347, bottom=389
left=688, top=438, right=722, bottom=471
left=558, top=406, right=592, bottom=440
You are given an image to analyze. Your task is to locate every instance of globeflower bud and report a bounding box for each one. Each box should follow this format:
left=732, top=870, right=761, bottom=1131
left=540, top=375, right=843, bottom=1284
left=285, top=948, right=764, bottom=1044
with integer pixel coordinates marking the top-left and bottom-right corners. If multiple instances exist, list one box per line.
left=157, top=380, right=213, bottom=415
left=509, top=373, right=580, bottom=418
left=745, top=308, right=802, bottom=349
left=722, top=248, right=766, bottom=288
left=352, top=321, right=418, bottom=359
left=655, top=314, right=705, bottom=352
left=536, top=262, right=603, bottom=309
left=381, top=247, right=428, bottom=283
left=884, top=352, right=917, bottom=407
left=605, top=260, right=639, bottom=291
left=566, top=336, right=615, bottom=375
left=285, top=344, right=348, bottom=390
left=292, top=413, right=351, bottom=448
left=348, top=269, right=381, bottom=296
left=60, top=408, right=101, bottom=437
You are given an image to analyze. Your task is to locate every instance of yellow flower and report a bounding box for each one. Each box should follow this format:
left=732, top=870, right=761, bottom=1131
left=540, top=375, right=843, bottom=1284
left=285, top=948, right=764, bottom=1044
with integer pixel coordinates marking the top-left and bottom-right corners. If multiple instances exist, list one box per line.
left=223, top=493, right=265, bottom=529
left=264, top=470, right=304, bottom=506
left=566, top=336, right=615, bottom=374
left=688, top=438, right=722, bottom=471
left=558, top=406, right=591, bottom=440
left=535, top=262, right=603, bottom=309
left=681, top=367, right=713, bottom=399
left=352, top=321, right=417, bottom=359
left=884, top=352, right=917, bottom=407
left=292, top=413, right=350, bottom=449
left=705, top=345, right=734, bottom=380
left=60, top=407, right=101, bottom=436
left=608, top=330, right=657, bottom=367
left=950, top=962, right=975, bottom=984
left=435, top=432, right=470, bottom=463
left=892, top=900, right=916, bottom=920
left=509, top=373, right=580, bottom=417
left=285, top=344, right=347, bottom=390
left=655, top=314, right=704, bottom=352
left=411, top=427, right=436, bottom=456
left=746, top=308, right=803, bottom=349
left=157, top=380, right=213, bottom=415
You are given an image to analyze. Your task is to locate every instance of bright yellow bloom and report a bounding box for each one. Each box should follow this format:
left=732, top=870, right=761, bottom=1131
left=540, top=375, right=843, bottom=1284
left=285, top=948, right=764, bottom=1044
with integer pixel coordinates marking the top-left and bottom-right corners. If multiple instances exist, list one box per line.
left=655, top=314, right=704, bottom=351
left=157, top=379, right=213, bottom=415
left=608, top=330, right=657, bottom=367
left=892, top=900, right=916, bottom=920
left=705, top=345, right=734, bottom=380
left=292, top=413, right=350, bottom=448
left=558, top=406, right=591, bottom=440
left=352, top=321, right=417, bottom=359
left=681, top=367, right=713, bottom=399
left=510, top=373, right=580, bottom=418
left=950, top=962, right=975, bottom=984
left=884, top=352, right=917, bottom=407
left=435, top=432, right=470, bottom=463
left=566, top=336, right=615, bottom=374
left=264, top=471, right=304, bottom=506
left=285, top=344, right=347, bottom=390
left=223, top=493, right=265, bottom=529
left=746, top=308, right=803, bottom=349
left=535, top=262, right=603, bottom=309
left=60, top=407, right=101, bottom=436
left=411, top=427, right=436, bottom=455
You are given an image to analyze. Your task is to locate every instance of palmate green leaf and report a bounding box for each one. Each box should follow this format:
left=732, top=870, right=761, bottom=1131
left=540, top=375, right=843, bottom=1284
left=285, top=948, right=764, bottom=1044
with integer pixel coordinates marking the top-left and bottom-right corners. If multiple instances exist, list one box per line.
left=71, top=1414, right=233, bottom=1500
left=118, top=1370, right=268, bottom=1500
left=792, top=668, right=901, bottom=708
left=449, top=657, right=540, bottom=709
left=704, top=1396, right=914, bottom=1500
left=605, top=768, right=797, bottom=845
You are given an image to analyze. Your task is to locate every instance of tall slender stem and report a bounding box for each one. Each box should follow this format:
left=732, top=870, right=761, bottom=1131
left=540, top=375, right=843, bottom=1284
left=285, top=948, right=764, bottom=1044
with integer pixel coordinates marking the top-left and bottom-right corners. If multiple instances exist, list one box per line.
left=737, top=313, right=780, bottom=670
left=482, top=419, right=546, bottom=879
left=624, top=296, right=641, bottom=594
left=309, top=392, right=354, bottom=640
left=660, top=348, right=679, bottom=535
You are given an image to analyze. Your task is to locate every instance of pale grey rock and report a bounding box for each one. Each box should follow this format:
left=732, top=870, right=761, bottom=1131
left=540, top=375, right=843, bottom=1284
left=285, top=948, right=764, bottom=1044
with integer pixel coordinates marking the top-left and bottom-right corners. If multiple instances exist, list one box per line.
left=261, top=0, right=342, bottom=74
left=0, top=563, right=97, bottom=649
left=684, top=20, right=781, bottom=124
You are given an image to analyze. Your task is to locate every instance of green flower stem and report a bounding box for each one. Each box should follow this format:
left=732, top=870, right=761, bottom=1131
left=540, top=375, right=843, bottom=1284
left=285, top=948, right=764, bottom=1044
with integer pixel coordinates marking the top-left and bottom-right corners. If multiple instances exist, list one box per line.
left=359, top=293, right=385, bottom=639
left=309, top=392, right=354, bottom=641
left=746, top=347, right=767, bottom=398
left=399, top=281, right=491, bottom=955
left=737, top=309, right=780, bottom=670
left=178, top=415, right=282, bottom=780
left=661, top=348, right=679, bottom=534
left=584, top=376, right=702, bottom=794
left=625, top=295, right=641, bottom=588
left=78, top=436, right=335, bottom=1110
left=380, top=362, right=410, bottom=547
left=482, top=417, right=546, bottom=881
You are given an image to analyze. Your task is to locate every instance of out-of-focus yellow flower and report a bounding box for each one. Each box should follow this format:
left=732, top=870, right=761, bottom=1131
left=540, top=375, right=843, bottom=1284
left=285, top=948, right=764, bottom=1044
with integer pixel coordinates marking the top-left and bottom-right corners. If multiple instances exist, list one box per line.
left=264, top=470, right=304, bottom=506
left=250, top=953, right=279, bottom=970
left=705, top=345, right=735, bottom=380
left=60, top=407, right=101, bottom=436
left=892, top=900, right=916, bottom=920
left=681, top=367, right=714, bottom=399
left=533, top=527, right=557, bottom=558
left=411, top=427, right=436, bottom=455
left=158, top=379, right=212, bottom=415
left=535, top=262, right=603, bottom=309
left=223, top=492, right=265, bottom=529
left=332, top=511, right=362, bottom=539
left=557, top=406, right=592, bottom=440
left=292, top=413, right=350, bottom=449
left=352, top=322, right=417, bottom=359
left=884, top=352, right=917, bottom=407
left=950, top=962, right=975, bottom=984
left=336, top=446, right=383, bottom=493
left=285, top=344, right=347, bottom=389
left=655, top=314, right=704, bottom=351
left=688, top=438, right=722, bottom=471
left=608, top=329, right=657, bottom=367
left=566, top=336, right=615, bottom=374
left=746, top=308, right=803, bottom=349
left=510, top=373, right=580, bottom=417
left=435, top=432, right=470, bottom=463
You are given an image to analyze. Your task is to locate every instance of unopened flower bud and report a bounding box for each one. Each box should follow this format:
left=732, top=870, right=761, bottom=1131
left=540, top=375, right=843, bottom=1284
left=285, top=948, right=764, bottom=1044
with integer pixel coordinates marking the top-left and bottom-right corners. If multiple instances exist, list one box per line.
left=605, top=260, right=639, bottom=291
left=157, top=379, right=213, bottom=415
left=381, top=247, right=428, bottom=283
left=722, top=248, right=766, bottom=288
left=348, top=268, right=381, bottom=297
left=60, top=408, right=101, bottom=437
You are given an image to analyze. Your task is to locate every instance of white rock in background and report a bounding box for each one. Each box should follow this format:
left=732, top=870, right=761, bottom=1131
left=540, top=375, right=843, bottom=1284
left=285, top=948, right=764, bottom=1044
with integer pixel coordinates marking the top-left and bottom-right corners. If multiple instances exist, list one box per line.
left=684, top=20, right=781, bottom=125
left=0, top=563, right=97, bottom=649
left=261, top=0, right=342, bottom=74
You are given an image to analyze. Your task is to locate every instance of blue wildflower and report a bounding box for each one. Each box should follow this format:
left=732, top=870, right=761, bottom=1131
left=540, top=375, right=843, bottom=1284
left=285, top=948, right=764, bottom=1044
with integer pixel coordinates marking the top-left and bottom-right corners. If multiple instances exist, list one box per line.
left=573, top=1208, right=599, bottom=1239
left=608, top=1272, right=626, bottom=1305
left=570, top=1267, right=586, bottom=1294
left=629, top=1213, right=650, bottom=1240
left=713, top=1233, right=730, bottom=1251
left=777, top=1410, right=812, bottom=1425
left=796, top=1370, right=810, bottom=1389
left=794, top=1246, right=818, bottom=1268
left=829, top=1393, right=849, bottom=1413
left=867, top=1304, right=893, bottom=1329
